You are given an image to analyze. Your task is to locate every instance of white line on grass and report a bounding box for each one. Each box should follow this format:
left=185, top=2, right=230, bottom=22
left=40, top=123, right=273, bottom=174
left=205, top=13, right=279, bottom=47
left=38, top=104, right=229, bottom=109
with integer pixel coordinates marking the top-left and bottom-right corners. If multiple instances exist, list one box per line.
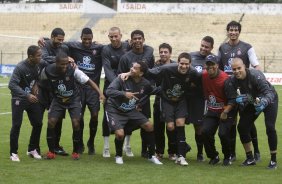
left=0, top=112, right=11, bottom=115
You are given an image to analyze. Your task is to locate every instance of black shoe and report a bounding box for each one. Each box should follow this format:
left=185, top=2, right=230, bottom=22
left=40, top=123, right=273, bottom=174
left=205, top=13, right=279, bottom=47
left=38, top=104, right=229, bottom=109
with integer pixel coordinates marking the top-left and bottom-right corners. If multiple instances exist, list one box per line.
left=209, top=156, right=220, bottom=165
left=230, top=154, right=236, bottom=162
left=254, top=152, right=261, bottom=162
left=241, top=158, right=256, bottom=166
left=267, top=161, right=277, bottom=170
left=197, top=154, right=205, bottom=162
left=222, top=158, right=232, bottom=166
left=54, top=146, right=69, bottom=156
left=87, top=141, right=95, bottom=155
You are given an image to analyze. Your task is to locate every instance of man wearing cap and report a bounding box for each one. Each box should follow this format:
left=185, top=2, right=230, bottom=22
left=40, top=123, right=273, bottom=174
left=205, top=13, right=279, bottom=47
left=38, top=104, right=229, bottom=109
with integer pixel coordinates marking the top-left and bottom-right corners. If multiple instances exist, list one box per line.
left=201, top=54, right=236, bottom=166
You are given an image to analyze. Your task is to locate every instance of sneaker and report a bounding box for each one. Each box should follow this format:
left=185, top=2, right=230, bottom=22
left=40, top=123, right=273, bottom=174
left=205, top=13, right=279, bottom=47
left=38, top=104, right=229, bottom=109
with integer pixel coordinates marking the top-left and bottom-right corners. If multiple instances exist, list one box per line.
left=267, top=161, right=277, bottom=169
left=175, top=156, right=189, bottom=166
left=10, top=153, right=20, bottom=162
left=230, top=154, right=236, bottom=162
left=103, top=148, right=111, bottom=158
left=156, top=153, right=163, bottom=160
left=168, top=154, right=177, bottom=161
left=115, top=156, right=123, bottom=164
left=54, top=146, right=69, bottom=156
left=222, top=158, right=232, bottom=166
left=254, top=152, right=261, bottom=162
left=27, top=149, right=42, bottom=160
left=197, top=154, right=205, bottom=162
left=209, top=156, right=220, bottom=165
left=72, top=152, right=80, bottom=160
left=87, top=142, right=95, bottom=155
left=241, top=158, right=256, bottom=166
left=45, top=151, right=56, bottom=160
left=148, top=156, right=163, bottom=165
left=123, top=146, right=134, bottom=157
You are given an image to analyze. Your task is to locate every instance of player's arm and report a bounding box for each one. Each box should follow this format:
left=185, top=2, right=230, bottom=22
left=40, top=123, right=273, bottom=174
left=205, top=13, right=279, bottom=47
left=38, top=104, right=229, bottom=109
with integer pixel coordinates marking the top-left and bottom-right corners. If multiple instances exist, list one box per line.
left=102, top=47, right=117, bottom=82
left=248, top=47, right=260, bottom=70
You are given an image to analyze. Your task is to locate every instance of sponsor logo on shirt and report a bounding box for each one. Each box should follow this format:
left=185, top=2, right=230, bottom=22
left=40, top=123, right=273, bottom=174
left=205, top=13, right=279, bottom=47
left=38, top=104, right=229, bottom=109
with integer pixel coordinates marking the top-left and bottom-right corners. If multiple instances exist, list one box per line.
left=57, top=84, right=73, bottom=97
left=77, top=56, right=95, bottom=71
left=119, top=98, right=137, bottom=111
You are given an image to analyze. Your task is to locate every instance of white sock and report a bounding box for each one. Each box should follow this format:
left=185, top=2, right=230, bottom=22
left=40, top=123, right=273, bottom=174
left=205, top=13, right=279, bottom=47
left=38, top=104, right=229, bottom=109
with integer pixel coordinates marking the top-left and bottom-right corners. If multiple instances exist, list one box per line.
left=104, top=136, right=109, bottom=149
left=124, top=135, right=131, bottom=147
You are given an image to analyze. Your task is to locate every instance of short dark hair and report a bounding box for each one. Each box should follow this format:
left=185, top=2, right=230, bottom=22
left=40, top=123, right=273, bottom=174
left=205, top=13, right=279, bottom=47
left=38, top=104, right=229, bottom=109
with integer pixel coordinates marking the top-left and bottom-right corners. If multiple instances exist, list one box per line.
left=136, top=61, right=148, bottom=74
left=131, top=30, right=144, bottom=39
left=226, top=21, right=241, bottom=33
left=27, top=45, right=40, bottom=56
left=202, top=36, right=214, bottom=47
left=177, top=52, right=191, bottom=63
left=55, top=50, right=68, bottom=63
left=159, top=43, right=172, bottom=53
left=81, top=27, right=93, bottom=37
left=51, top=28, right=65, bottom=37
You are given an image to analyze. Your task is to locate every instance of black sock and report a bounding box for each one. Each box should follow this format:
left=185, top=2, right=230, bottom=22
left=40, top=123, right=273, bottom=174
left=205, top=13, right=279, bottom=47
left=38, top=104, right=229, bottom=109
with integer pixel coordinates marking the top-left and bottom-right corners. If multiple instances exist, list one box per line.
left=73, top=130, right=80, bottom=153
left=176, top=126, right=186, bottom=157
left=115, top=138, right=124, bottom=157
left=167, top=129, right=177, bottom=155
left=271, top=153, right=277, bottom=162
left=143, top=131, right=155, bottom=158
left=252, top=137, right=260, bottom=154
left=195, top=134, right=203, bottom=155
left=47, top=127, right=55, bottom=153
left=88, top=120, right=98, bottom=145
left=230, top=124, right=237, bottom=156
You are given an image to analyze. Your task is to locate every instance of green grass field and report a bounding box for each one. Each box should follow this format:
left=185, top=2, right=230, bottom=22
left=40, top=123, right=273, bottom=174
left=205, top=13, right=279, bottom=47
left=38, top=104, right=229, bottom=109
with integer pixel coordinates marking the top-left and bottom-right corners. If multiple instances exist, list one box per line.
left=0, top=76, right=281, bottom=184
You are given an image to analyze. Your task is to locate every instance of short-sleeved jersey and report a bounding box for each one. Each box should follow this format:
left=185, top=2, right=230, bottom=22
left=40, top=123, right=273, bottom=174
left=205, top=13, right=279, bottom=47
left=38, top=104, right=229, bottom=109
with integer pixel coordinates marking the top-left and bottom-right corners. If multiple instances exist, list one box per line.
left=202, top=70, right=229, bottom=113
left=42, top=63, right=89, bottom=104
left=106, top=77, right=153, bottom=112
left=41, top=40, right=69, bottom=64
left=218, top=41, right=253, bottom=75
left=190, top=51, right=206, bottom=73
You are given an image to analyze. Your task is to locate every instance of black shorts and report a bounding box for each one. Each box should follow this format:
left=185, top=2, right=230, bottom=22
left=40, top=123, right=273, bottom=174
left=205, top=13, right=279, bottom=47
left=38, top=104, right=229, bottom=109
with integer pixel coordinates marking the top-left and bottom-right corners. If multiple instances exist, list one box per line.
left=186, top=96, right=205, bottom=125
left=81, top=86, right=100, bottom=113
left=105, top=104, right=149, bottom=132
left=161, top=98, right=188, bottom=122
left=48, top=95, right=82, bottom=119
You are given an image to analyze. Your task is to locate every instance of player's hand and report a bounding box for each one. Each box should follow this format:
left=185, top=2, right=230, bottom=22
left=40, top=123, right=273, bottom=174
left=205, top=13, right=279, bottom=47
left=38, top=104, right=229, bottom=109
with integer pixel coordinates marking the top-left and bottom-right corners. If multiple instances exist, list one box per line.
left=220, top=111, right=228, bottom=121
left=254, top=100, right=266, bottom=115
left=99, top=93, right=106, bottom=104
left=125, top=92, right=139, bottom=100
left=38, top=37, right=45, bottom=48
left=68, top=57, right=77, bottom=69
left=27, top=94, right=38, bottom=103
left=31, top=84, right=39, bottom=95
left=119, top=72, right=131, bottom=81
left=236, top=94, right=253, bottom=105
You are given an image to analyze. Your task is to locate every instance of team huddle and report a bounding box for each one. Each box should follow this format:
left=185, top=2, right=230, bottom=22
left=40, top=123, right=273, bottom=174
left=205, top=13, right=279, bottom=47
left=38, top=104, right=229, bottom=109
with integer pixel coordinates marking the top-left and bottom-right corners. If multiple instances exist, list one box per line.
left=8, top=21, right=278, bottom=169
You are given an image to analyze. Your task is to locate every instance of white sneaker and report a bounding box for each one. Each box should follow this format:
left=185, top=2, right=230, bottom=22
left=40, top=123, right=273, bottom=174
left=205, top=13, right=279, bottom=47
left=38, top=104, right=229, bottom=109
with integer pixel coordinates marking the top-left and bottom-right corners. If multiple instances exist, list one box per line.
left=10, top=153, right=20, bottom=162
left=123, top=146, right=134, bottom=157
left=115, top=156, right=124, bottom=164
left=27, top=149, right=42, bottom=160
left=103, top=148, right=111, bottom=158
left=148, top=156, right=163, bottom=165
left=175, top=156, right=188, bottom=166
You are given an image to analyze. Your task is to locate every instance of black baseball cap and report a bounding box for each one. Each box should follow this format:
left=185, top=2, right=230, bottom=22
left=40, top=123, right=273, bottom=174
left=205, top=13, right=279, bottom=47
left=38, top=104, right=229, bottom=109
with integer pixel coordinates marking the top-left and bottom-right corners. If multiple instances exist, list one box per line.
left=205, top=54, right=218, bottom=64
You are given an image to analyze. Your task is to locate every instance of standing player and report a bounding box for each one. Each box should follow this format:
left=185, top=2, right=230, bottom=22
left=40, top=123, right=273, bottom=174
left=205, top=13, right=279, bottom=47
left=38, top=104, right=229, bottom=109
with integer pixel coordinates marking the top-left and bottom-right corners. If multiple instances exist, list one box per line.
left=187, top=36, right=214, bottom=162
left=153, top=43, right=177, bottom=160
left=117, top=29, right=155, bottom=157
left=218, top=21, right=261, bottom=161
left=147, top=52, right=200, bottom=166
left=65, top=28, right=104, bottom=155
left=105, top=61, right=162, bottom=165
left=226, top=58, right=278, bottom=169
left=9, top=45, right=45, bottom=161
left=40, top=51, right=105, bottom=160
left=201, top=55, right=235, bottom=166
left=102, top=27, right=154, bottom=157
left=39, top=27, right=70, bottom=156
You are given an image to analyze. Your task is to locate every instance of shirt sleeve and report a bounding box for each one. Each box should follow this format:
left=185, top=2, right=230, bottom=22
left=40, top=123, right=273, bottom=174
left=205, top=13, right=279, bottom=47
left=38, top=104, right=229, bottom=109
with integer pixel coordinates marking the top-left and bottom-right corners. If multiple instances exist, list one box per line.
left=102, top=47, right=117, bottom=82
left=8, top=67, right=28, bottom=98
left=248, top=47, right=259, bottom=67
left=74, top=69, right=89, bottom=84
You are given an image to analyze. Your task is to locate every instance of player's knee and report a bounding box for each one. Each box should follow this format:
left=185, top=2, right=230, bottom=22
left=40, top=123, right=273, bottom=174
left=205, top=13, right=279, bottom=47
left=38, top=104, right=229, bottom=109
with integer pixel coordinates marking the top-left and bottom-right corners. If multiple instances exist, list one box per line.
left=167, top=123, right=175, bottom=131
left=115, top=130, right=124, bottom=140
left=142, top=122, right=153, bottom=132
